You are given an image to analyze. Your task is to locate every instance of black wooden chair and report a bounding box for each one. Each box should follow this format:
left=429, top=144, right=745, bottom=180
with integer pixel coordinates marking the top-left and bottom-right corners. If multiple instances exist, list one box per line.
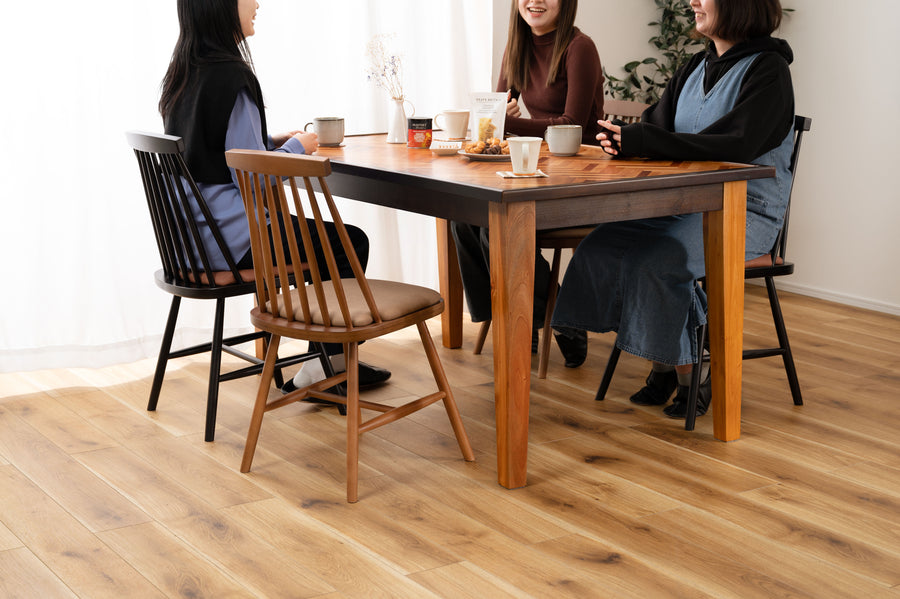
left=595, top=115, right=813, bottom=431
left=126, top=131, right=324, bottom=441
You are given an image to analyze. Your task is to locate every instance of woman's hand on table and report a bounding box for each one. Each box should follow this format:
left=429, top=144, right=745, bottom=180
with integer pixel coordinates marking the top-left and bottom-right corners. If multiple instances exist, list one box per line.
left=291, top=131, right=318, bottom=155
left=272, top=130, right=301, bottom=147
left=596, top=119, right=622, bottom=156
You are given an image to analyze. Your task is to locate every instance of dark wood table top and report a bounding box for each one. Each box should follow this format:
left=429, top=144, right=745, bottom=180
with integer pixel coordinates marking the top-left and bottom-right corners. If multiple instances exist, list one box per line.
left=315, top=134, right=774, bottom=228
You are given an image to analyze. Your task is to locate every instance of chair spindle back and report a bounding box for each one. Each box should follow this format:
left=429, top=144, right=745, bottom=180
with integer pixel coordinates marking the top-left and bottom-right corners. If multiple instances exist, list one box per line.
left=126, top=131, right=246, bottom=288
left=227, top=149, right=380, bottom=331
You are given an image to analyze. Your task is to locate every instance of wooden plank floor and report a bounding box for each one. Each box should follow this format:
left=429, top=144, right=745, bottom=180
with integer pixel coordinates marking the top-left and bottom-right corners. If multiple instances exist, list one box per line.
left=1, top=286, right=899, bottom=598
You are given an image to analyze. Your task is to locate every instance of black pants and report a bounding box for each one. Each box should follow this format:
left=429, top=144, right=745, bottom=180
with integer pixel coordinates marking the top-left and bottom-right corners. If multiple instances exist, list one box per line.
left=449, top=221, right=550, bottom=327
left=238, top=214, right=370, bottom=356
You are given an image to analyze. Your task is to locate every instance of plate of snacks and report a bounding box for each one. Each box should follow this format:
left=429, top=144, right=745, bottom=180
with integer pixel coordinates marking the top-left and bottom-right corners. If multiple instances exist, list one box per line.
left=458, top=138, right=510, bottom=161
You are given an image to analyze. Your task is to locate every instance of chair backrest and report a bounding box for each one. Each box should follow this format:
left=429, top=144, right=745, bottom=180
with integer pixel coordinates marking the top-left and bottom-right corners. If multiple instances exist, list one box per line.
left=602, top=99, right=649, bottom=124
left=126, top=131, right=248, bottom=289
left=768, top=115, right=812, bottom=263
left=224, top=149, right=379, bottom=330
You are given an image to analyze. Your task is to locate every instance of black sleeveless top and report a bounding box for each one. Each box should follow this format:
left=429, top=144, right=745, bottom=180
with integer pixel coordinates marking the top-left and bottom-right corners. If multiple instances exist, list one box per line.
left=164, top=60, right=267, bottom=183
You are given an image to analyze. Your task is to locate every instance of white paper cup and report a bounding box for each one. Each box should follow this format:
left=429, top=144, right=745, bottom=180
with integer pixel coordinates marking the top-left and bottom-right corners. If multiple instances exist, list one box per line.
left=507, top=137, right=542, bottom=175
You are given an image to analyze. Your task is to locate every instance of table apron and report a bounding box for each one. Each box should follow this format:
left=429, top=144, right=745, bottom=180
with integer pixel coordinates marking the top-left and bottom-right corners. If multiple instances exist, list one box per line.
left=320, top=173, right=725, bottom=231
left=319, top=171, right=490, bottom=226
left=534, top=183, right=724, bottom=230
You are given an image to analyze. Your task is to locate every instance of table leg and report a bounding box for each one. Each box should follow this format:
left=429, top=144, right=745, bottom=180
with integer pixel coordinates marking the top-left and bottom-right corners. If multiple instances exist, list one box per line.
left=489, top=202, right=535, bottom=488
left=703, top=181, right=746, bottom=441
left=436, top=218, right=464, bottom=349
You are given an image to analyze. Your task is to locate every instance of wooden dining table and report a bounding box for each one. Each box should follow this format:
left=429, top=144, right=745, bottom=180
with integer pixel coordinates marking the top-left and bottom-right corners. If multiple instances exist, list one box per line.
left=314, top=134, right=774, bottom=489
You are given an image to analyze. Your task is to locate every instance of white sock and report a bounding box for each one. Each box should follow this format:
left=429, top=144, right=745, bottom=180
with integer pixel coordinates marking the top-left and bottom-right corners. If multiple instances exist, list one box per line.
left=291, top=359, right=327, bottom=388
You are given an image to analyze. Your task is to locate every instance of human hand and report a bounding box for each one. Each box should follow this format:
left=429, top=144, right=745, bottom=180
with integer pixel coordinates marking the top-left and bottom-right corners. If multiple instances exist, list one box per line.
left=272, top=130, right=302, bottom=147
left=292, top=131, right=318, bottom=154
left=596, top=119, right=622, bottom=155
left=506, top=97, right=521, bottom=118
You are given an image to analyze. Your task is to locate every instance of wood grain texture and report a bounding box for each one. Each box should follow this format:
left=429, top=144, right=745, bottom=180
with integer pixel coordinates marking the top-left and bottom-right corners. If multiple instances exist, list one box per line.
left=2, top=288, right=899, bottom=597
left=315, top=133, right=771, bottom=486
left=704, top=179, right=747, bottom=440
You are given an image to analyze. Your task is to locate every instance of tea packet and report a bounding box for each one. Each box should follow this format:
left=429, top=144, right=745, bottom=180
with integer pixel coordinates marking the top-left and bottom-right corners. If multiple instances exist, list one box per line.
left=470, top=92, right=507, bottom=143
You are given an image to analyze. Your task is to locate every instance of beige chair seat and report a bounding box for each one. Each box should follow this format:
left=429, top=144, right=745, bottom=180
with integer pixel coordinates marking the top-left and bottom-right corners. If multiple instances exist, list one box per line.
left=277, top=279, right=442, bottom=327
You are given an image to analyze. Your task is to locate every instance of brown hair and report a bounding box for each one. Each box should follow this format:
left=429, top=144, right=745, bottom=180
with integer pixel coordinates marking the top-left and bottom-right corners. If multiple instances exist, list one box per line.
left=706, top=0, right=784, bottom=43
left=503, top=0, right=579, bottom=92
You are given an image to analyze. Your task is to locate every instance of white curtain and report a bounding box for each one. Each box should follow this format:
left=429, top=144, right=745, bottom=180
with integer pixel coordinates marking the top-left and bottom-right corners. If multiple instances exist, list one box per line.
left=0, top=0, right=495, bottom=372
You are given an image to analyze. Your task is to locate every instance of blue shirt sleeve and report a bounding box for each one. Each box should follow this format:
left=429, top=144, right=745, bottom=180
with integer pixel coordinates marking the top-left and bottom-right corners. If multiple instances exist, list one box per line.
left=224, top=90, right=306, bottom=188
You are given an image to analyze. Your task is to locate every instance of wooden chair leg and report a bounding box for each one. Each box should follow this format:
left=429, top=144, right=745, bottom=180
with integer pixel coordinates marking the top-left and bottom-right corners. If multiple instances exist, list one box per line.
left=765, top=277, right=803, bottom=406
left=240, top=335, right=282, bottom=473
left=473, top=320, right=491, bottom=355
left=205, top=298, right=227, bottom=442
left=595, top=344, right=622, bottom=401
left=148, top=296, right=181, bottom=412
left=345, top=342, right=360, bottom=503
left=417, top=321, right=475, bottom=461
left=538, top=248, right=563, bottom=379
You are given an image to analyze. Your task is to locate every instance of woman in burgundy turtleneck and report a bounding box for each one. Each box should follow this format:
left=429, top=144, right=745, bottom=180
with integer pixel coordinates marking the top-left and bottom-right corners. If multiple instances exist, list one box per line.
left=451, top=0, right=602, bottom=366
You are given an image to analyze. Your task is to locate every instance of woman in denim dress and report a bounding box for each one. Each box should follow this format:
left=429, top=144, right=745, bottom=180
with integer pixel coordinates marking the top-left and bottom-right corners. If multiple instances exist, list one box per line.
left=552, top=0, right=795, bottom=419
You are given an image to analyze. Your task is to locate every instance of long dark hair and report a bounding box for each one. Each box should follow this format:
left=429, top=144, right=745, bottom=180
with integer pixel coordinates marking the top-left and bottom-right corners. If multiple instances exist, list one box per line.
left=159, top=0, right=255, bottom=119
left=503, top=0, right=578, bottom=92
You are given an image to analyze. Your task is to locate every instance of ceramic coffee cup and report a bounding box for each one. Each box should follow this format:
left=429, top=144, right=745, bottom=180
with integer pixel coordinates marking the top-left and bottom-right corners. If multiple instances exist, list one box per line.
left=544, top=124, right=582, bottom=156
left=304, top=117, right=344, bottom=146
left=434, top=109, right=470, bottom=140
left=507, top=136, right=543, bottom=175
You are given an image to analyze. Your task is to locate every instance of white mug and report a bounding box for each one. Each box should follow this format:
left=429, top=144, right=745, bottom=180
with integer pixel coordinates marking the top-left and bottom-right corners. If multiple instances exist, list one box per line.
left=544, top=124, right=582, bottom=156
left=434, top=109, right=470, bottom=139
left=507, top=136, right=543, bottom=175
left=304, top=117, right=344, bottom=146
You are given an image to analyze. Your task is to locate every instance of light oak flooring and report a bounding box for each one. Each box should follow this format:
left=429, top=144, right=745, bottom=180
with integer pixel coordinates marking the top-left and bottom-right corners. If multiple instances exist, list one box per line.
left=1, top=286, right=899, bottom=598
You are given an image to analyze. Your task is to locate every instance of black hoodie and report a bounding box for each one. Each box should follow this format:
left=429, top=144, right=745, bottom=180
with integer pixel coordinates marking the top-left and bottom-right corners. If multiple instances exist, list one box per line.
left=620, top=36, right=794, bottom=163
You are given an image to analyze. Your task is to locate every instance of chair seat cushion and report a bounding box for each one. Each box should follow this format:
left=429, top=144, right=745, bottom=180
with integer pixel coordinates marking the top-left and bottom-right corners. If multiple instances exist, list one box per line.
left=185, top=268, right=258, bottom=286
left=744, top=254, right=784, bottom=268
left=277, top=279, right=442, bottom=327
left=181, top=262, right=302, bottom=287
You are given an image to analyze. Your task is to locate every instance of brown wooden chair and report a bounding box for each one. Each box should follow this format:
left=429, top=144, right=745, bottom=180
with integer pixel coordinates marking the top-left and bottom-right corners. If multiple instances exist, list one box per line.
left=474, top=99, right=650, bottom=378
left=595, top=115, right=813, bottom=431
left=225, top=148, right=475, bottom=502
left=126, top=131, right=321, bottom=442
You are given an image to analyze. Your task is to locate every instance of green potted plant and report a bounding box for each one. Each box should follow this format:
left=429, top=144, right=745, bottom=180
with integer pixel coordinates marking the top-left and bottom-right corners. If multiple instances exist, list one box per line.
left=604, top=0, right=704, bottom=103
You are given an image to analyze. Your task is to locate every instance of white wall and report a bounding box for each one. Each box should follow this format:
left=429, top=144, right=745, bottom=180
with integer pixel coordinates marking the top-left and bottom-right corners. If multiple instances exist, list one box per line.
left=492, top=0, right=900, bottom=315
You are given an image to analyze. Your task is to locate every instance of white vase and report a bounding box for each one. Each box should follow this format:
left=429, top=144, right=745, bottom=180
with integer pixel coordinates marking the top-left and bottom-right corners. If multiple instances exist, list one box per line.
left=386, top=97, right=415, bottom=144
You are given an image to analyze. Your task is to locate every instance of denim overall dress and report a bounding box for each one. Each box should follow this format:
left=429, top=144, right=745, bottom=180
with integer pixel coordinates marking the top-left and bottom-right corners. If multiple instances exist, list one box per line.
left=551, top=54, right=794, bottom=365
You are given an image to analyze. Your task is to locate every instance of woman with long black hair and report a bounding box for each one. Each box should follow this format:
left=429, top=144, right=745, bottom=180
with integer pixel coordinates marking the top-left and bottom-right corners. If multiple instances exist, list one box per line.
left=159, top=0, right=390, bottom=394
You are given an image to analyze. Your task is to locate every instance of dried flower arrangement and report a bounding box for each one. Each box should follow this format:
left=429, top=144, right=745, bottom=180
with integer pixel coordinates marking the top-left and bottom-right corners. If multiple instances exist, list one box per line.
left=365, top=34, right=404, bottom=100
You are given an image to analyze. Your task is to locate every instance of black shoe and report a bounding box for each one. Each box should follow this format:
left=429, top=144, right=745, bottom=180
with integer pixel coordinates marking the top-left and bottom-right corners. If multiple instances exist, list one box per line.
left=553, top=328, right=588, bottom=368
left=281, top=361, right=391, bottom=394
left=357, top=362, right=392, bottom=387
left=663, top=375, right=712, bottom=419
left=630, top=369, right=678, bottom=406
